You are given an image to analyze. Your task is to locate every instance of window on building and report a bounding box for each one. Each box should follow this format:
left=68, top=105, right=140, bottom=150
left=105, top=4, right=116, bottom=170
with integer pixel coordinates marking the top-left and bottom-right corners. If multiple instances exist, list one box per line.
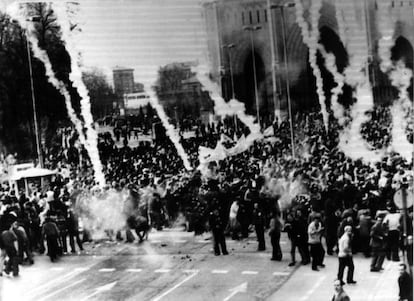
left=249, top=11, right=253, bottom=24
left=264, top=9, right=268, bottom=22
left=257, top=10, right=260, bottom=23
left=242, top=11, right=245, bottom=25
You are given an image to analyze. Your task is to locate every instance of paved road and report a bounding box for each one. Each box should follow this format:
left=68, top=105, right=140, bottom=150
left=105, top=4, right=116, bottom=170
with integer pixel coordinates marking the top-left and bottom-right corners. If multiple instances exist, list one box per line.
left=1, top=231, right=294, bottom=301
left=0, top=230, right=402, bottom=301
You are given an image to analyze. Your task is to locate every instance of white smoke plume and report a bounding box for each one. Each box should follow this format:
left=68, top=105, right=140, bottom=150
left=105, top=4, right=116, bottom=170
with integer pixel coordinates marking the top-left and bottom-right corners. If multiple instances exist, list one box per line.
left=389, top=63, right=413, bottom=162
left=53, top=2, right=106, bottom=187
left=334, top=0, right=348, bottom=49
left=335, top=0, right=385, bottom=163
left=192, top=63, right=260, bottom=135
left=294, top=0, right=329, bottom=131
left=318, top=45, right=345, bottom=123
left=376, top=0, right=395, bottom=74
left=144, top=87, right=193, bottom=171
left=6, top=3, right=88, bottom=149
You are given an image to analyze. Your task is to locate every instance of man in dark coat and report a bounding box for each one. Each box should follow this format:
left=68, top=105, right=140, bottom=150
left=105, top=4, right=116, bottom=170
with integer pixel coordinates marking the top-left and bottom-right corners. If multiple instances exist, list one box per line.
left=269, top=211, right=282, bottom=261
left=252, top=202, right=266, bottom=251
left=1, top=224, right=19, bottom=276
left=66, top=209, right=83, bottom=253
left=370, top=214, right=387, bottom=272
left=332, top=279, right=350, bottom=301
left=398, top=263, right=413, bottom=301
left=42, top=216, right=61, bottom=262
left=209, top=209, right=228, bottom=256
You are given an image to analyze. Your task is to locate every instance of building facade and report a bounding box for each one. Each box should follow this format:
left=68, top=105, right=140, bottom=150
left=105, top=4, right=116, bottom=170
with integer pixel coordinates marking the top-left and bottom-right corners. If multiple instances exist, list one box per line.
left=203, top=0, right=414, bottom=118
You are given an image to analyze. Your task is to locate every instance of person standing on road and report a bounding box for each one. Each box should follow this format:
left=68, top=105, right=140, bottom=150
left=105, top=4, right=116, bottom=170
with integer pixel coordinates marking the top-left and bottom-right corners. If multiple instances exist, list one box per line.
left=337, top=226, right=357, bottom=285
left=209, top=209, right=228, bottom=256
left=66, top=209, right=83, bottom=253
left=383, top=207, right=401, bottom=262
left=1, top=224, right=19, bottom=277
left=252, top=202, right=266, bottom=251
left=398, top=263, right=413, bottom=301
left=229, top=200, right=240, bottom=240
left=331, top=279, right=350, bottom=301
left=308, top=215, right=325, bottom=271
left=269, top=211, right=282, bottom=261
left=370, top=214, right=387, bottom=272
left=42, top=216, right=61, bottom=262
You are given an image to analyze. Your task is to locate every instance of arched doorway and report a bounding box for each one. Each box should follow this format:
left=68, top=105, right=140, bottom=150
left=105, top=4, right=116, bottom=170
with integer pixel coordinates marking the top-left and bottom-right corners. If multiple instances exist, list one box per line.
left=234, top=49, right=266, bottom=118
left=375, top=36, right=414, bottom=104
left=291, top=26, right=351, bottom=112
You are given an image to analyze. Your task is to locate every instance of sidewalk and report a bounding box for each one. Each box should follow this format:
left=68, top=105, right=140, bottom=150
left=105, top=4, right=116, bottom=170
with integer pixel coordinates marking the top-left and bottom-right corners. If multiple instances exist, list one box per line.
left=269, top=253, right=401, bottom=301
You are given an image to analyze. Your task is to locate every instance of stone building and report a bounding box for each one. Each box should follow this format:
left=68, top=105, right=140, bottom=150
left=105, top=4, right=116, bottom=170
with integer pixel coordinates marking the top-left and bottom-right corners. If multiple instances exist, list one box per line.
left=203, top=0, right=414, bottom=119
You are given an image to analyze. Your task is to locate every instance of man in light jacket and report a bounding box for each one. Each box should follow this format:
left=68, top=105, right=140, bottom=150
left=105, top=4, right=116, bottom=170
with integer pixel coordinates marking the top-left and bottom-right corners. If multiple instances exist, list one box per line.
left=337, top=225, right=357, bottom=285
left=308, top=215, right=325, bottom=271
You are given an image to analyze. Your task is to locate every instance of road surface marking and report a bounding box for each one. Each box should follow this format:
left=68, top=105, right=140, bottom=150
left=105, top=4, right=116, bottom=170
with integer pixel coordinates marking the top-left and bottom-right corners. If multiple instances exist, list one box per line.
left=50, top=267, right=64, bottom=271
left=272, top=272, right=289, bottom=276
left=152, top=271, right=199, bottom=301
left=173, top=239, right=187, bottom=243
left=79, top=281, right=117, bottom=301
left=99, top=268, right=116, bottom=272
left=155, top=269, right=171, bottom=273
left=183, top=269, right=199, bottom=273
left=223, top=282, right=247, bottom=301
left=299, top=276, right=326, bottom=301
left=126, top=268, right=142, bottom=273
left=37, top=278, right=86, bottom=301
left=242, top=271, right=258, bottom=275
left=196, top=240, right=208, bottom=243
left=212, top=270, right=229, bottom=274
left=26, top=269, right=85, bottom=296
left=74, top=267, right=90, bottom=272
left=151, top=240, right=162, bottom=243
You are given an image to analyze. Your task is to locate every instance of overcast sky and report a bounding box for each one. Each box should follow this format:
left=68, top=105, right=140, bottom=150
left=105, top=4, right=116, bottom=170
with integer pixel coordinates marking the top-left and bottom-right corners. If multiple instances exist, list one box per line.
left=1, top=0, right=208, bottom=85
left=77, top=0, right=207, bottom=85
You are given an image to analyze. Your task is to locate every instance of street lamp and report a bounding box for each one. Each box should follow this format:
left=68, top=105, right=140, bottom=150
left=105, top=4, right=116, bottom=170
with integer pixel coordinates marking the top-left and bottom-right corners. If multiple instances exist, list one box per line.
left=243, top=25, right=262, bottom=126
left=14, top=16, right=43, bottom=167
left=223, top=44, right=236, bottom=100
left=270, top=2, right=295, bottom=158
left=223, top=43, right=238, bottom=132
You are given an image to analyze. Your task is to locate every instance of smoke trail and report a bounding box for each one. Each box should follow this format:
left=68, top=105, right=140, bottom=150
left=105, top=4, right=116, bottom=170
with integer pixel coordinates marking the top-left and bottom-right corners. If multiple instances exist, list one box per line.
left=294, top=0, right=329, bottom=131
left=376, top=0, right=394, bottom=74
left=335, top=0, right=385, bottom=163
left=192, top=63, right=260, bottom=135
left=318, top=45, right=345, bottom=123
left=144, top=87, right=193, bottom=171
left=390, top=63, right=413, bottom=162
left=53, top=2, right=105, bottom=187
left=6, top=3, right=88, bottom=150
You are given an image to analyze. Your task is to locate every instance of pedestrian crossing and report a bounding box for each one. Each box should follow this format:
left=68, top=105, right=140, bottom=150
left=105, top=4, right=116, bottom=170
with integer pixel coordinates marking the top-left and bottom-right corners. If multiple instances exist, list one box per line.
left=14, top=265, right=292, bottom=278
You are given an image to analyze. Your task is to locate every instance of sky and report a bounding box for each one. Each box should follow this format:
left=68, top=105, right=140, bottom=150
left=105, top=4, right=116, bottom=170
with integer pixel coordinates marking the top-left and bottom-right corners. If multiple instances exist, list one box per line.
left=1, top=0, right=209, bottom=86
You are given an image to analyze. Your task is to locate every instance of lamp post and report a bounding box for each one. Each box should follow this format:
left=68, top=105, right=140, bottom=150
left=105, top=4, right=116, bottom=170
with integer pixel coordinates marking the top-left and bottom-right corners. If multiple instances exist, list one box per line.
left=270, top=3, right=295, bottom=158
left=223, top=44, right=236, bottom=100
left=19, top=16, right=43, bottom=168
left=243, top=25, right=262, bottom=126
left=223, top=44, right=238, bottom=132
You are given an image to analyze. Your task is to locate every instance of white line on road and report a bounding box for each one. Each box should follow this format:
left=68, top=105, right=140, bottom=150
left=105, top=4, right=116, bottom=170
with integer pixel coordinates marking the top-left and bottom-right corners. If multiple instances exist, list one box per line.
left=155, top=269, right=171, bottom=273
left=126, top=269, right=142, bottom=273
left=272, top=272, right=289, bottom=276
left=242, top=271, right=258, bottom=275
left=212, top=270, right=229, bottom=274
left=183, top=269, right=199, bottom=273
left=173, top=240, right=187, bottom=243
left=196, top=240, right=209, bottom=243
left=299, top=276, right=326, bottom=301
left=37, top=278, right=86, bottom=301
left=74, top=267, right=90, bottom=272
left=99, top=268, right=116, bottom=272
left=152, top=271, right=199, bottom=301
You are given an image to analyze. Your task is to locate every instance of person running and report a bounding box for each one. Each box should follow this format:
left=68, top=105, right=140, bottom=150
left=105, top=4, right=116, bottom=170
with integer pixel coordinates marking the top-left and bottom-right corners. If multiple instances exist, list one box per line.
left=337, top=226, right=357, bottom=285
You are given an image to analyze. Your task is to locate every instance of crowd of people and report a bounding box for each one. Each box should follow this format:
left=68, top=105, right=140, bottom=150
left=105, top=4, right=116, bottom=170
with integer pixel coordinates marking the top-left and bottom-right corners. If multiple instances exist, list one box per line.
left=0, top=103, right=412, bottom=301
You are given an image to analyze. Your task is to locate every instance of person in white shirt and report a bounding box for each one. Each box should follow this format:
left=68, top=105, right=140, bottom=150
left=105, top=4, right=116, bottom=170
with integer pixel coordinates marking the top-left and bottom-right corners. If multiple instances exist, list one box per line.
left=229, top=200, right=239, bottom=240
left=337, top=226, right=357, bottom=285
left=383, top=207, right=402, bottom=261
left=308, top=215, right=325, bottom=271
